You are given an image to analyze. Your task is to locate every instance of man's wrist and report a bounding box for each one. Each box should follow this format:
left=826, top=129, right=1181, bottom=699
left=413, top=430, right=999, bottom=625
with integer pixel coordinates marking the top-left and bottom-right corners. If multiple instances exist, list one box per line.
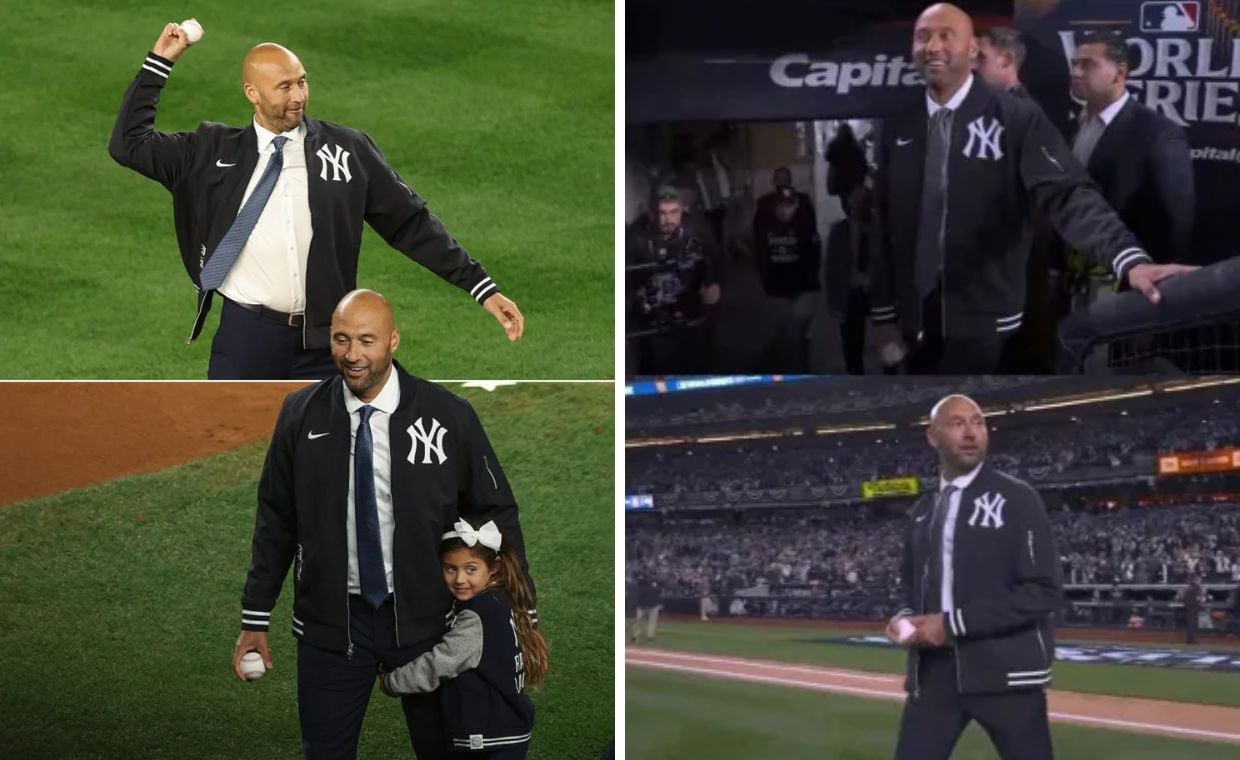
left=142, top=52, right=175, bottom=80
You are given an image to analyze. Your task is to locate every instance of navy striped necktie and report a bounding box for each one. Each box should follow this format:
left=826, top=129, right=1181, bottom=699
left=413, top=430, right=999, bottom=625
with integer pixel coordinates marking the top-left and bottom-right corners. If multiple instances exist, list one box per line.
left=354, top=405, right=388, bottom=609
left=199, top=135, right=289, bottom=291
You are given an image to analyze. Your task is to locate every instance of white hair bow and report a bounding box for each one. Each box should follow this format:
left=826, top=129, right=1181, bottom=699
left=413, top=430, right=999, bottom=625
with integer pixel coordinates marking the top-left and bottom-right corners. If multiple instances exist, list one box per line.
left=442, top=519, right=503, bottom=551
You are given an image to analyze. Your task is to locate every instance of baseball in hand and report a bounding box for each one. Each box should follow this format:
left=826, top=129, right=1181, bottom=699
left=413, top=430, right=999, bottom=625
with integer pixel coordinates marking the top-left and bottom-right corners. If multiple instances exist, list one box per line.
left=240, top=651, right=266, bottom=680
left=180, top=18, right=204, bottom=45
left=895, top=617, right=916, bottom=643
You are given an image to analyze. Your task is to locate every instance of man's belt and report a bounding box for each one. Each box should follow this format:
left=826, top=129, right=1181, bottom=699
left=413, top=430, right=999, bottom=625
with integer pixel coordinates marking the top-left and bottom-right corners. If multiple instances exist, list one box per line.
left=229, top=298, right=305, bottom=327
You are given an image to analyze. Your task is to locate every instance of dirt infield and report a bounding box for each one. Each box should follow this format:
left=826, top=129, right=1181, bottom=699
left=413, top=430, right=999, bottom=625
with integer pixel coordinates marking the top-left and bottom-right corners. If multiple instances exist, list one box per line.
left=0, top=382, right=309, bottom=506
left=628, top=648, right=1240, bottom=745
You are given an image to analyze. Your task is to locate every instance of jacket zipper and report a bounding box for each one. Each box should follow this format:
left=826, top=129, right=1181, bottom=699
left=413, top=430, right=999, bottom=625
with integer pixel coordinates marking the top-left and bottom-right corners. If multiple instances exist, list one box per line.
left=392, top=502, right=401, bottom=648
left=936, top=115, right=950, bottom=341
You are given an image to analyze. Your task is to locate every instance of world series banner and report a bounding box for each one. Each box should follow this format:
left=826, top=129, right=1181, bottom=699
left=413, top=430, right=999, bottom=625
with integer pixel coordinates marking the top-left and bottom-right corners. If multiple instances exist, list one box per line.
left=1157, top=447, right=1240, bottom=474
left=1015, top=0, right=1240, bottom=265
left=861, top=476, right=921, bottom=499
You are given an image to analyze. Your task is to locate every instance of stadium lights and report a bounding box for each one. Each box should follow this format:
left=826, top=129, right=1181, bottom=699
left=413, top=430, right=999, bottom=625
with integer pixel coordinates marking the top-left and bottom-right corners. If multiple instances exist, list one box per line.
left=1022, top=389, right=1154, bottom=412
left=625, top=436, right=693, bottom=448
left=695, top=430, right=794, bottom=444
left=813, top=423, right=897, bottom=435
left=1161, top=377, right=1240, bottom=393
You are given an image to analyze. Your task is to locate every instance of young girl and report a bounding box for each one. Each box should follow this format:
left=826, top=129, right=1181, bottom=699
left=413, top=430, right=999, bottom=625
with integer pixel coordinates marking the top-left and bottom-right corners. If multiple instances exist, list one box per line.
left=380, top=518, right=548, bottom=758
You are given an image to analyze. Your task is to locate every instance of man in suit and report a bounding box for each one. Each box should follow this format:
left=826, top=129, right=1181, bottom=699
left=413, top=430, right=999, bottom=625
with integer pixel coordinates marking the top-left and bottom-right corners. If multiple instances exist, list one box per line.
left=976, top=26, right=1027, bottom=96
left=230, top=289, right=534, bottom=758
left=870, top=4, right=1195, bottom=374
left=888, top=394, right=1063, bottom=759
left=1069, top=31, right=1195, bottom=264
left=110, top=23, right=524, bottom=380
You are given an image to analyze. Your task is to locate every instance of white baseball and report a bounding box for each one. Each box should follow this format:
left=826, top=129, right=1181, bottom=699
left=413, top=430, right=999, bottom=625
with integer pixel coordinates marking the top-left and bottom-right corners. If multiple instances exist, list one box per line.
left=240, top=651, right=266, bottom=680
left=895, top=617, right=916, bottom=643
left=180, top=18, right=204, bottom=45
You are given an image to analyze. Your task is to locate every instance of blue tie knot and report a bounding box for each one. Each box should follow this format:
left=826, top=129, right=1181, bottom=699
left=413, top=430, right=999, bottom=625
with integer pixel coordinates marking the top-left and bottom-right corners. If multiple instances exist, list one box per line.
left=359, top=405, right=375, bottom=424
left=271, top=135, right=288, bottom=152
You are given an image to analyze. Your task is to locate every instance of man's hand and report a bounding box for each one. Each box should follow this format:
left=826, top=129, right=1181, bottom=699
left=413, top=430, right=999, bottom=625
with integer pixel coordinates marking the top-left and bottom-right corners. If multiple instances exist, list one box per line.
left=700, top=283, right=721, bottom=306
left=1126, top=262, right=1198, bottom=304
left=870, top=322, right=906, bottom=368
left=884, top=614, right=912, bottom=645
left=152, top=22, right=193, bottom=63
left=906, top=613, right=948, bottom=648
left=232, top=630, right=273, bottom=683
left=482, top=293, right=525, bottom=342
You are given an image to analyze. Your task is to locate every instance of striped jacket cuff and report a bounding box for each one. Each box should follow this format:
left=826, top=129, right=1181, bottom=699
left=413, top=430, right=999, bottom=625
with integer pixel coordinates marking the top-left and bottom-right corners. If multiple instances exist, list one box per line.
left=870, top=304, right=897, bottom=325
left=241, top=607, right=273, bottom=631
left=1112, top=247, right=1151, bottom=282
left=141, top=52, right=174, bottom=81
left=469, top=276, right=500, bottom=305
left=945, top=607, right=967, bottom=638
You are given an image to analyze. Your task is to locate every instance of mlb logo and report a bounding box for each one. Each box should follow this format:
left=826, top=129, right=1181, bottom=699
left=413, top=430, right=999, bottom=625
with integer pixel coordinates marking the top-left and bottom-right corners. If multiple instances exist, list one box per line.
left=1140, top=2, right=1199, bottom=32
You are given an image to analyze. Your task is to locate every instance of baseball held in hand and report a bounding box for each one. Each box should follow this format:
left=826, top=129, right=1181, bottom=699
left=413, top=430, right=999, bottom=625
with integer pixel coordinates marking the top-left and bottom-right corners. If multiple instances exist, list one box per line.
left=240, top=651, right=266, bottom=680
left=180, top=18, right=203, bottom=45
left=895, top=617, right=916, bottom=643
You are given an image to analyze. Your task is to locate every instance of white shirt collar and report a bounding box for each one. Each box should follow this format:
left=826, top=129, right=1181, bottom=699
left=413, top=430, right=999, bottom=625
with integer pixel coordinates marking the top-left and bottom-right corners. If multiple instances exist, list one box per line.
left=252, top=116, right=305, bottom=154
left=927, top=74, right=974, bottom=116
left=940, top=461, right=983, bottom=493
left=1092, top=89, right=1130, bottom=126
left=342, top=365, right=401, bottom=416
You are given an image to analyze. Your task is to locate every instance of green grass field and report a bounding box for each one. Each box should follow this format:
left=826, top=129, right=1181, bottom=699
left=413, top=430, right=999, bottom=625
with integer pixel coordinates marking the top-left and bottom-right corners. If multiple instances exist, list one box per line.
left=627, top=669, right=1240, bottom=760
left=0, top=383, right=614, bottom=758
left=0, top=0, right=612, bottom=379
left=625, top=620, right=1240, bottom=758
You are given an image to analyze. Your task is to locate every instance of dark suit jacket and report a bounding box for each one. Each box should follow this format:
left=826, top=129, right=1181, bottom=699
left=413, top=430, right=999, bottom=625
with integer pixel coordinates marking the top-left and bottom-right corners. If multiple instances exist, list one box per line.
left=1080, top=96, right=1195, bottom=263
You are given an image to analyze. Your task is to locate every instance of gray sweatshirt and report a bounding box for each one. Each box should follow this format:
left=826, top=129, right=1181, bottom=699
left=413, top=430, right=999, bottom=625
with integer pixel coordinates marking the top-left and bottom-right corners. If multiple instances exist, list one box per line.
left=381, top=610, right=484, bottom=695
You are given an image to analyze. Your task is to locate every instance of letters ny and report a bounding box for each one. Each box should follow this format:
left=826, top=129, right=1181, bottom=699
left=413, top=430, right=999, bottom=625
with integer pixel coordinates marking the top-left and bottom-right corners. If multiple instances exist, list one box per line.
left=407, top=418, right=448, bottom=465
left=963, top=117, right=1004, bottom=160
left=316, top=144, right=352, bottom=182
left=968, top=491, right=1006, bottom=529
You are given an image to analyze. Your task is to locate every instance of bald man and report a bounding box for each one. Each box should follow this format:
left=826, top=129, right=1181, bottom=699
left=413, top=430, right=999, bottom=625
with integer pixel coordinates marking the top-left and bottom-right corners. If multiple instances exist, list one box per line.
left=869, top=3, right=1194, bottom=374
left=234, top=290, right=536, bottom=758
left=109, top=23, right=524, bottom=380
left=885, top=394, right=1062, bottom=759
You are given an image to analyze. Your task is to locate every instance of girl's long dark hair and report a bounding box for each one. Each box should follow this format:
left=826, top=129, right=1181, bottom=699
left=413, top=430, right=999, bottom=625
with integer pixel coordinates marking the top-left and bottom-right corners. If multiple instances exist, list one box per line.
left=442, top=533, right=548, bottom=689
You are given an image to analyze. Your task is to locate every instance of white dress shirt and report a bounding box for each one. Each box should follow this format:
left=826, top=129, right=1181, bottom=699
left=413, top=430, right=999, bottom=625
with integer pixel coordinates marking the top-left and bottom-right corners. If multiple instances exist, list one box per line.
left=218, top=117, right=314, bottom=314
left=343, top=368, right=400, bottom=596
left=938, top=461, right=983, bottom=614
left=926, top=73, right=974, bottom=117
left=1072, top=90, right=1130, bottom=166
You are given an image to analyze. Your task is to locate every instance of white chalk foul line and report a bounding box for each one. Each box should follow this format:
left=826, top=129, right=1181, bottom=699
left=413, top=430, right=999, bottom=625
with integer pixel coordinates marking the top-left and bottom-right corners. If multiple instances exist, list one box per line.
left=627, top=652, right=1240, bottom=745
left=1045, top=712, right=1240, bottom=744
left=628, top=648, right=899, bottom=684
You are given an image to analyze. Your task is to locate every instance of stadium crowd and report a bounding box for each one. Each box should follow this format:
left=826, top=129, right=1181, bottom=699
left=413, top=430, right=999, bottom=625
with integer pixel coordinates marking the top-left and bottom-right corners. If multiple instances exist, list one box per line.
left=626, top=502, right=1240, bottom=621
left=627, top=402, right=1240, bottom=498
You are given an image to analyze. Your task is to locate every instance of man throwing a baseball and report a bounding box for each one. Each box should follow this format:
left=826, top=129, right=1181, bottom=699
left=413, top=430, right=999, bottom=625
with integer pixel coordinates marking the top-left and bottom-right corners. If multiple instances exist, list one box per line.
left=887, top=394, right=1063, bottom=759
left=109, top=22, right=524, bottom=379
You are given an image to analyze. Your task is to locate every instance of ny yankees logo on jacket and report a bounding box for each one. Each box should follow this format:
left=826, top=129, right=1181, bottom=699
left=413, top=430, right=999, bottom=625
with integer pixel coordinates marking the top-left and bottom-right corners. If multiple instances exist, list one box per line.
left=962, top=116, right=1004, bottom=160
left=316, top=144, right=352, bottom=182
left=408, top=417, right=448, bottom=465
